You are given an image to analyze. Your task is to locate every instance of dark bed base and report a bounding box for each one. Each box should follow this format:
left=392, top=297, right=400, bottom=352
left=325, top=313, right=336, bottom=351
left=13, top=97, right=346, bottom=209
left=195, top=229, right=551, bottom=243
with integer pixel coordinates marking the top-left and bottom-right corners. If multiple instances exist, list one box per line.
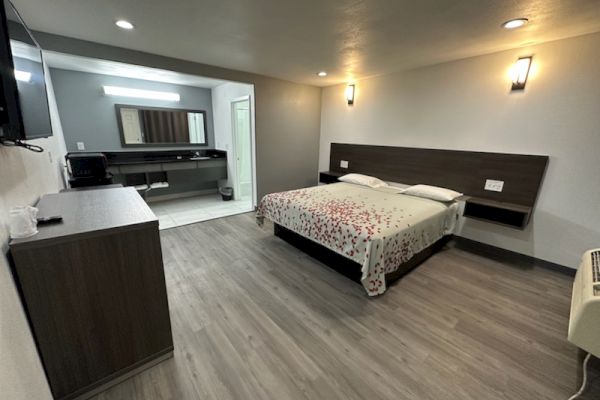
left=273, top=223, right=449, bottom=287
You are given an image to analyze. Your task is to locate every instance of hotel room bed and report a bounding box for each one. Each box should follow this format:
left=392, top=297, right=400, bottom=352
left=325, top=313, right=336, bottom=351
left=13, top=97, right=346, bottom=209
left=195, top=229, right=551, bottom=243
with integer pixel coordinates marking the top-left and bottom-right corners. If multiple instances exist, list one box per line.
left=257, top=182, right=459, bottom=296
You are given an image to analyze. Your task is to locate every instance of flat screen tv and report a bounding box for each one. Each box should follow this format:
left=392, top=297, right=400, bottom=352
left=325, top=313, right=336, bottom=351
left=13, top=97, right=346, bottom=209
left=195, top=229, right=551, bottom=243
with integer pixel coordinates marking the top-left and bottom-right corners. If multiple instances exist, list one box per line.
left=0, top=0, right=52, bottom=141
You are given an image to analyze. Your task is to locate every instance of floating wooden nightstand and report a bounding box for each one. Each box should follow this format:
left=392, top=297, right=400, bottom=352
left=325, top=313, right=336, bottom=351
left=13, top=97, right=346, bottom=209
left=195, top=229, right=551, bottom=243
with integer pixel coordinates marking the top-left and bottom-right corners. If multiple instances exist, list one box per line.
left=463, top=197, right=533, bottom=229
left=319, top=171, right=344, bottom=184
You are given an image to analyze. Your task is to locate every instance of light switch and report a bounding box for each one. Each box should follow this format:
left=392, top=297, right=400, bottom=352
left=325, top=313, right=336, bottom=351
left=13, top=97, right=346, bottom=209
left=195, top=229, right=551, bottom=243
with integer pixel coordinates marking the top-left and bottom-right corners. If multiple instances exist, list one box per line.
left=484, top=179, right=504, bottom=192
left=76, top=142, right=85, bottom=151
left=340, top=160, right=349, bottom=169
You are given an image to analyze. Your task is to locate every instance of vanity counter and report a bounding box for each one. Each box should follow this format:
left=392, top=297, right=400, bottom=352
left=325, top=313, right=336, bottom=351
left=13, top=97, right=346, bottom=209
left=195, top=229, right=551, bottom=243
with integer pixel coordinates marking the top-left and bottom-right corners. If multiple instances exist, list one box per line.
left=88, top=150, right=228, bottom=199
left=102, top=149, right=227, bottom=175
left=104, top=149, right=226, bottom=165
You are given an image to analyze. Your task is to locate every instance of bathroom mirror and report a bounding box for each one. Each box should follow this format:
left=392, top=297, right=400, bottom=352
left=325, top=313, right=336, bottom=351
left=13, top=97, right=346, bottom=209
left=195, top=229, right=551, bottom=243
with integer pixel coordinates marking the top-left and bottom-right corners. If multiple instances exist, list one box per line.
left=116, top=105, right=207, bottom=146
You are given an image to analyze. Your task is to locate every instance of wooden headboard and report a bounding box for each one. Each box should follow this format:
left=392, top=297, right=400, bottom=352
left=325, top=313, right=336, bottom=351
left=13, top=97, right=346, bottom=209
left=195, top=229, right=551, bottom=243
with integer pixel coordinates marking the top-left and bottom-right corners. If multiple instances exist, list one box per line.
left=329, top=143, right=548, bottom=208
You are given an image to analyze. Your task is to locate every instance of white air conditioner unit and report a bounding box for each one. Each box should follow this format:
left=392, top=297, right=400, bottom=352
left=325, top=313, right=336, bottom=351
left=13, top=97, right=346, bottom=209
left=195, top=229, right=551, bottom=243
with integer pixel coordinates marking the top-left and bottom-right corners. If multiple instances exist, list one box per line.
left=567, top=249, right=600, bottom=399
left=568, top=249, right=600, bottom=356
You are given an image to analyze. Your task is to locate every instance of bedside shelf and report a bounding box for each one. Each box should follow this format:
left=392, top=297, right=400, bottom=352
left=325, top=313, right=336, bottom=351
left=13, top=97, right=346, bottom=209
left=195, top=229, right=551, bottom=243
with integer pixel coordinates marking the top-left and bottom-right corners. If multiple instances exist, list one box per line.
left=463, top=197, right=532, bottom=229
left=319, top=171, right=344, bottom=184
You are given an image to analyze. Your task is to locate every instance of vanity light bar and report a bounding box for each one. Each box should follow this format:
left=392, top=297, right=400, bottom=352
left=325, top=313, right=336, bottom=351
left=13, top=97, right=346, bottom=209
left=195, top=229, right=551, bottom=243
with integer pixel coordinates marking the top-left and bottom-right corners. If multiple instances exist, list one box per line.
left=102, top=86, right=180, bottom=102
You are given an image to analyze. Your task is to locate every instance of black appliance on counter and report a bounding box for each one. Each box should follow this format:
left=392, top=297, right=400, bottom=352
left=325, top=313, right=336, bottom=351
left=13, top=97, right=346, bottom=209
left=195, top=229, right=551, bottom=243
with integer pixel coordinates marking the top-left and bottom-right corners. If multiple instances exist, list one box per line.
left=66, top=152, right=113, bottom=188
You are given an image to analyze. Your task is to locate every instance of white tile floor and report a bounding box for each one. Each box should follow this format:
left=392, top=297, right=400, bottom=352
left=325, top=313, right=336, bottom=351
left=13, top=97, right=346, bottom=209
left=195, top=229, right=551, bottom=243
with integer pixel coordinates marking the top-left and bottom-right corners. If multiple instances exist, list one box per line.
left=148, top=194, right=254, bottom=230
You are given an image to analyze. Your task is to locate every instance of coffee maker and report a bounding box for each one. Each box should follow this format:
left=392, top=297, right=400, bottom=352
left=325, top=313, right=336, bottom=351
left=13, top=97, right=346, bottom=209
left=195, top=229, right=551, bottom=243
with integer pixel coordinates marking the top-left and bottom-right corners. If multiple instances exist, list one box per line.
left=65, top=153, right=113, bottom=188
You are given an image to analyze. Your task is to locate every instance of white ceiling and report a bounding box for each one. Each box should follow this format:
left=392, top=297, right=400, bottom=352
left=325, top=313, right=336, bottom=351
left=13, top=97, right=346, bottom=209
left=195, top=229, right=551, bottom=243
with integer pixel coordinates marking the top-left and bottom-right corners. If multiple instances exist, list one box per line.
left=12, top=0, right=600, bottom=86
left=43, top=51, right=229, bottom=88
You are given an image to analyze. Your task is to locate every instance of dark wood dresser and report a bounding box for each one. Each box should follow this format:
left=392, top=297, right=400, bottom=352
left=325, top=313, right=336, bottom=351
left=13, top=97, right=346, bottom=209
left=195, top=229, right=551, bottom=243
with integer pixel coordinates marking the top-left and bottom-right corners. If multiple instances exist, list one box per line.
left=10, top=187, right=173, bottom=400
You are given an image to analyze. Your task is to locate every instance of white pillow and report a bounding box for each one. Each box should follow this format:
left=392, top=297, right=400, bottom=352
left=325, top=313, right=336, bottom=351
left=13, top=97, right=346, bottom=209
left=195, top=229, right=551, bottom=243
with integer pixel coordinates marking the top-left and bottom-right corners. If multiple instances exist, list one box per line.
left=385, top=181, right=411, bottom=191
left=402, top=184, right=462, bottom=202
left=338, top=173, right=387, bottom=188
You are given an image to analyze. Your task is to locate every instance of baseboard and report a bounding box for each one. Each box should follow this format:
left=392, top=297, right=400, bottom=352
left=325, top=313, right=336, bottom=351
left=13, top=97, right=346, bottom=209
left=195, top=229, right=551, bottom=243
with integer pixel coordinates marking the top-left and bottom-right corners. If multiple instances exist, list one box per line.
left=450, top=236, right=576, bottom=277
left=145, top=189, right=218, bottom=203
left=68, top=347, right=174, bottom=400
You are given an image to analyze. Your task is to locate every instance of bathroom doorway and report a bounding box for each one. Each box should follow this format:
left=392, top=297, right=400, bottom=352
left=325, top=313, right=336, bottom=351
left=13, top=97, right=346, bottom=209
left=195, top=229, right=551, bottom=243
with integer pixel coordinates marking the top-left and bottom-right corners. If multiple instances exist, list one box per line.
left=231, top=97, right=253, bottom=203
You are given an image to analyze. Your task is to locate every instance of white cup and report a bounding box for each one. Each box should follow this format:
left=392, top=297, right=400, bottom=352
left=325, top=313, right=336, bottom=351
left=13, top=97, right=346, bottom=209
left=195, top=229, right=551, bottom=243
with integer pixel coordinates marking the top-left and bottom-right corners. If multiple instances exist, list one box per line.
left=9, top=206, right=39, bottom=239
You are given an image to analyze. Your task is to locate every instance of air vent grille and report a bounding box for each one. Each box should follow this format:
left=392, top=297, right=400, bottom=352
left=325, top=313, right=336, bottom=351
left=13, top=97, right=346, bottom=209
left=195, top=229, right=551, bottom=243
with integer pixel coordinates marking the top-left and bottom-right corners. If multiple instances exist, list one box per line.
left=592, top=250, right=600, bottom=283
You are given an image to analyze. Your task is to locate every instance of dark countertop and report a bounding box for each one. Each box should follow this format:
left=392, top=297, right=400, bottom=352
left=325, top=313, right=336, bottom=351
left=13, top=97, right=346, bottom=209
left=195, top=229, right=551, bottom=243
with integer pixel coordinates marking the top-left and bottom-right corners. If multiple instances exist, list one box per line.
left=107, top=156, right=225, bottom=166
left=67, top=149, right=227, bottom=166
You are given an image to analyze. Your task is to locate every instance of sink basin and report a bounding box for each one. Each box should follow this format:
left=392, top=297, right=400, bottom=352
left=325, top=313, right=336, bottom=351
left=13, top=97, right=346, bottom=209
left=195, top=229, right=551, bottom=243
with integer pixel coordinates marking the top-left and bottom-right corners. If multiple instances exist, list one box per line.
left=190, top=156, right=210, bottom=161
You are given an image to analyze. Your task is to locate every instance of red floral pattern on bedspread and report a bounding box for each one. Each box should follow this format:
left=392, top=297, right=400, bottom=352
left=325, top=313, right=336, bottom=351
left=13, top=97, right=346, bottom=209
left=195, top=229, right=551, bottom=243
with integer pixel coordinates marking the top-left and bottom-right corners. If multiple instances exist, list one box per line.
left=257, top=183, right=457, bottom=296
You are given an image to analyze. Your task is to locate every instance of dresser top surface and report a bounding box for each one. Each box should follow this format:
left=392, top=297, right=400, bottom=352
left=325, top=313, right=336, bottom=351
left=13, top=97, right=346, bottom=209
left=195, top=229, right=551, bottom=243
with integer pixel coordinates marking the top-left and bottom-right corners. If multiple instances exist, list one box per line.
left=10, top=187, right=157, bottom=249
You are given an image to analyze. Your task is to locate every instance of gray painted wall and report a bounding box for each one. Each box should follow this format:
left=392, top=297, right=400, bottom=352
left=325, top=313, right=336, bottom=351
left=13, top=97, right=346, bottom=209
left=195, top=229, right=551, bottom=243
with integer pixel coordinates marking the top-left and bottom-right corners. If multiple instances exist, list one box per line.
left=50, top=68, right=216, bottom=152
left=37, top=32, right=322, bottom=199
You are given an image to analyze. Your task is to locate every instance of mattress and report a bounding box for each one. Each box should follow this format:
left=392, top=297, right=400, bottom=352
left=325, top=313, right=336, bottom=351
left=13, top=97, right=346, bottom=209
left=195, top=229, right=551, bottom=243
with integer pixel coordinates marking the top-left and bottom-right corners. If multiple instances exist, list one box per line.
left=257, top=182, right=459, bottom=296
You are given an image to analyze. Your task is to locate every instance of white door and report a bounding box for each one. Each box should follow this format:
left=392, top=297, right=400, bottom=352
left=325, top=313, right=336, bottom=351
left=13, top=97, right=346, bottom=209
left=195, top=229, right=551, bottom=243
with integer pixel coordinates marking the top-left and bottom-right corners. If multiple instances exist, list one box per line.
left=231, top=99, right=252, bottom=201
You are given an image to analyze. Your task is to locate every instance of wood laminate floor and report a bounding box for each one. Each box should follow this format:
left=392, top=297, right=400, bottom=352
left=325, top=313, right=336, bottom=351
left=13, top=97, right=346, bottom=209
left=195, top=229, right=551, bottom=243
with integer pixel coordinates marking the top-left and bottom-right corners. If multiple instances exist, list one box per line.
left=93, top=212, right=599, bottom=400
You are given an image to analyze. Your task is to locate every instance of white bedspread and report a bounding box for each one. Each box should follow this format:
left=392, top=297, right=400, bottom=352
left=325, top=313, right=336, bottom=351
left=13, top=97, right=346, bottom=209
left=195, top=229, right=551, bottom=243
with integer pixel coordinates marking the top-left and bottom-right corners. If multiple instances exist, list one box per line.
left=257, top=182, right=459, bottom=296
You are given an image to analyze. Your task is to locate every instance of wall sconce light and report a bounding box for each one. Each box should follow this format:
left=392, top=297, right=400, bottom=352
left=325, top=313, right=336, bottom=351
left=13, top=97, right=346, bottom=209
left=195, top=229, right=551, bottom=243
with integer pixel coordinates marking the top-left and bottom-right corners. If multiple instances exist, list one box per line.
left=511, top=56, right=532, bottom=91
left=345, top=84, right=355, bottom=105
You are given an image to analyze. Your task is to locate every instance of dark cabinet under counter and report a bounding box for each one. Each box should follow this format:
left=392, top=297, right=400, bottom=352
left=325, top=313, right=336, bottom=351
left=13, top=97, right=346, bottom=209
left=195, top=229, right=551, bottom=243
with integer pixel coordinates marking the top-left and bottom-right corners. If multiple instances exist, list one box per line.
left=9, top=187, right=173, bottom=400
left=99, top=150, right=228, bottom=199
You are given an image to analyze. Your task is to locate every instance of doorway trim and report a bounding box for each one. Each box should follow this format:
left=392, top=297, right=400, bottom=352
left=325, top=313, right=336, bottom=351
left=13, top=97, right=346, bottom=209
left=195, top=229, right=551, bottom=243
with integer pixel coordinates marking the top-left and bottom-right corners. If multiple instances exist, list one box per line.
left=230, top=95, right=256, bottom=207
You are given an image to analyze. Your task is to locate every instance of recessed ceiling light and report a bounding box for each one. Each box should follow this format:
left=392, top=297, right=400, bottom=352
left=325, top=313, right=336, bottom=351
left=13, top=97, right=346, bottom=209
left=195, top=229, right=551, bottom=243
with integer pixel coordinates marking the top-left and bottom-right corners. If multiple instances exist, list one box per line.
left=317, top=71, right=327, bottom=77
left=502, top=18, right=528, bottom=29
left=115, top=20, right=134, bottom=30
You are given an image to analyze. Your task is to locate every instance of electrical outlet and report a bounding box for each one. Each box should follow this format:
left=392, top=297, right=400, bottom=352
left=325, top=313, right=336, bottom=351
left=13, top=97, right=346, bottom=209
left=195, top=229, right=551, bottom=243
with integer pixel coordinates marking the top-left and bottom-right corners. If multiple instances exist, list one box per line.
left=340, top=160, right=349, bottom=169
left=484, top=179, right=504, bottom=192
left=76, top=142, right=85, bottom=151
